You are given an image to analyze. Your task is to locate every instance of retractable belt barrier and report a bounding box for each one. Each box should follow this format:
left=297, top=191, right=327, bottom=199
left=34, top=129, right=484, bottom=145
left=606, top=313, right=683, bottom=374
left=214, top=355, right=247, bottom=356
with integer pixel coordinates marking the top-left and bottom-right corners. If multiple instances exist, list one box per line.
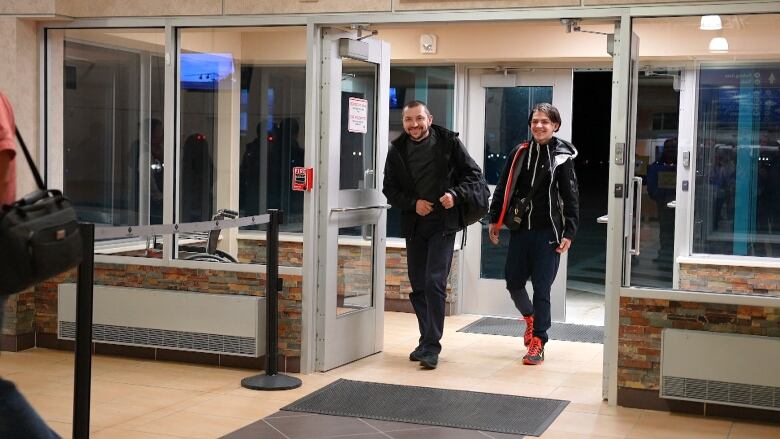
left=72, top=209, right=300, bottom=439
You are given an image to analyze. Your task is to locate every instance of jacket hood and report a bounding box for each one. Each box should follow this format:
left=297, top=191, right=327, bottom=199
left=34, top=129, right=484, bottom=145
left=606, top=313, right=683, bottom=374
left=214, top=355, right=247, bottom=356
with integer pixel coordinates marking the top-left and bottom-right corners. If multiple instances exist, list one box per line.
left=390, top=124, right=459, bottom=147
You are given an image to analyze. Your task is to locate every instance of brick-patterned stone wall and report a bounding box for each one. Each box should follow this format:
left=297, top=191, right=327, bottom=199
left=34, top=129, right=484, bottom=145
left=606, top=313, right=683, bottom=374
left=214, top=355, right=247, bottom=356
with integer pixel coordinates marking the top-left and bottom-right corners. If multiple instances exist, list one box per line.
left=680, top=263, right=780, bottom=297
left=618, top=297, right=780, bottom=390
left=1, top=289, right=35, bottom=336
left=33, top=264, right=302, bottom=359
left=238, top=239, right=461, bottom=310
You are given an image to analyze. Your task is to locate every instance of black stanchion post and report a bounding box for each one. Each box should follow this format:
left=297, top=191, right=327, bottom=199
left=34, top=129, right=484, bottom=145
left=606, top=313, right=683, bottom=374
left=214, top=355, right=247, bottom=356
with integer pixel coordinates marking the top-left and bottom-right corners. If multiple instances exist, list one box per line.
left=241, top=210, right=302, bottom=390
left=73, top=223, right=95, bottom=439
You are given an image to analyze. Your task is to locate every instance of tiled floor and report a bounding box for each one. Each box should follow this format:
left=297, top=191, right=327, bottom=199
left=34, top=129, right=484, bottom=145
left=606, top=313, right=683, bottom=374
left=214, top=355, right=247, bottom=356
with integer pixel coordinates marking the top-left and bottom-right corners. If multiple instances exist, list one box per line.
left=1, top=312, right=778, bottom=438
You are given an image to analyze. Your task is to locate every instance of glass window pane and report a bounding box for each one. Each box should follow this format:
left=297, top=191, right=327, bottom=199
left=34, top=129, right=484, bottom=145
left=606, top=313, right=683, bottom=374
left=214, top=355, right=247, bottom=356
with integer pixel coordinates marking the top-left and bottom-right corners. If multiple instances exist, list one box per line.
left=479, top=86, right=552, bottom=279
left=693, top=64, right=780, bottom=257
left=52, top=29, right=165, bottom=258
left=178, top=26, right=307, bottom=264
left=483, top=86, right=552, bottom=185
left=340, top=63, right=377, bottom=190
left=387, top=66, right=455, bottom=238
left=337, top=225, right=375, bottom=315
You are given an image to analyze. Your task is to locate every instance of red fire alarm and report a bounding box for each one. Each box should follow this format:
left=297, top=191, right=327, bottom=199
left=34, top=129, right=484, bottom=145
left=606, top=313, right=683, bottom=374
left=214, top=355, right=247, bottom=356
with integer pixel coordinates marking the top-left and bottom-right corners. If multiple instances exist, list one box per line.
left=292, top=167, right=313, bottom=191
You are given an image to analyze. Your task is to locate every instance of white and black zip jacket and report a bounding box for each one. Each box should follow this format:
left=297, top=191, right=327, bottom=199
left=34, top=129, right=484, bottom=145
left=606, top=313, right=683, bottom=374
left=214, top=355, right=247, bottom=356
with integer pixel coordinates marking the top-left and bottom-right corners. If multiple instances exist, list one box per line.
left=488, top=137, right=579, bottom=244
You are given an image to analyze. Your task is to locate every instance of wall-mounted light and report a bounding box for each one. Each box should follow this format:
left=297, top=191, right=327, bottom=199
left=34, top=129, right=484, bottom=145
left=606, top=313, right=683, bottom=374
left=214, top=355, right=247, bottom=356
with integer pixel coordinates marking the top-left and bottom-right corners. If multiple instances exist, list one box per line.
left=700, top=15, right=722, bottom=31
left=709, top=36, right=729, bottom=53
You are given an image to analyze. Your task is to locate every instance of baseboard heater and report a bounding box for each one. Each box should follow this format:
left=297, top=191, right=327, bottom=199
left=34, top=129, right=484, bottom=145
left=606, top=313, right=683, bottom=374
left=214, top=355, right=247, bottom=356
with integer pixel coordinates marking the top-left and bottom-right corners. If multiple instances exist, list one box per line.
left=57, top=284, right=265, bottom=357
left=660, top=329, right=780, bottom=411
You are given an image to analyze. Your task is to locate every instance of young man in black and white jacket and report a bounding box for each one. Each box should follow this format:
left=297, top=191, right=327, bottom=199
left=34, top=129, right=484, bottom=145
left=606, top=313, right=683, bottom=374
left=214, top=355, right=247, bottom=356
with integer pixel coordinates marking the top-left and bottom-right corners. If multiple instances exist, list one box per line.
left=488, top=103, right=579, bottom=366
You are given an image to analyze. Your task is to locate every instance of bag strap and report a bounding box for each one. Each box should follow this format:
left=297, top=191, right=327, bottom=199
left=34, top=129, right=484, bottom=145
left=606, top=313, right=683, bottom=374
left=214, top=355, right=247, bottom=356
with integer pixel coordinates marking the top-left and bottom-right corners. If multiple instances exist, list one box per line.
left=14, top=127, right=46, bottom=190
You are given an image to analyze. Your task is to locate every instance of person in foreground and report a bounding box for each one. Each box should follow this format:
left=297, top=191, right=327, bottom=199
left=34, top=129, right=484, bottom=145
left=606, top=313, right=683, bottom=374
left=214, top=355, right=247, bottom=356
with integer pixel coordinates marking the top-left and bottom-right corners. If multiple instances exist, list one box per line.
left=487, top=103, right=579, bottom=366
left=383, top=100, right=483, bottom=370
left=0, top=91, right=61, bottom=438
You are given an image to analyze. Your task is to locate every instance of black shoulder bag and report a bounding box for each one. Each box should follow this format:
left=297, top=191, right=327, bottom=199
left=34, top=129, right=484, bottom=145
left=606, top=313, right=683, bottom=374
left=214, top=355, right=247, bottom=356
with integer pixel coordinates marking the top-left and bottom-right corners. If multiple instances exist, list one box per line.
left=0, top=129, right=83, bottom=296
left=504, top=159, right=547, bottom=230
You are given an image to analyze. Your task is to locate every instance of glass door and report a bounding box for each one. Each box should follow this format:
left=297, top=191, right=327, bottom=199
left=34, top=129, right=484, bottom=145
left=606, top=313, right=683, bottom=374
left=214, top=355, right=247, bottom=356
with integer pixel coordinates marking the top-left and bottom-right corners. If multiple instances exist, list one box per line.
left=462, top=68, right=573, bottom=321
left=315, top=28, right=390, bottom=371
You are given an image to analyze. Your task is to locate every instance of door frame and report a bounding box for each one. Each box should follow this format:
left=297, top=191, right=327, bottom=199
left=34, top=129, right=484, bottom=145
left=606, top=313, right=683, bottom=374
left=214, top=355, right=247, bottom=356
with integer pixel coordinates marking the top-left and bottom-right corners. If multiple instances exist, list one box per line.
left=460, top=66, right=573, bottom=321
left=311, top=26, right=391, bottom=372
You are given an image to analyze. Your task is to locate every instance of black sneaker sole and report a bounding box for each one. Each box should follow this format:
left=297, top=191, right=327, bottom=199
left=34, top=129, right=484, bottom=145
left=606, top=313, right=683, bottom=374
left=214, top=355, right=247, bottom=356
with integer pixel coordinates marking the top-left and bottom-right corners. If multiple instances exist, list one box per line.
left=419, top=359, right=438, bottom=369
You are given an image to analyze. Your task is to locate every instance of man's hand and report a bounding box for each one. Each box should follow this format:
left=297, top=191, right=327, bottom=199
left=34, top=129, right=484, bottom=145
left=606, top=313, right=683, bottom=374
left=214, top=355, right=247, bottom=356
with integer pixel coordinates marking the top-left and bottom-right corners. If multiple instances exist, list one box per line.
left=556, top=238, right=572, bottom=254
left=416, top=199, right=434, bottom=216
left=488, top=223, right=500, bottom=245
left=439, top=192, right=455, bottom=209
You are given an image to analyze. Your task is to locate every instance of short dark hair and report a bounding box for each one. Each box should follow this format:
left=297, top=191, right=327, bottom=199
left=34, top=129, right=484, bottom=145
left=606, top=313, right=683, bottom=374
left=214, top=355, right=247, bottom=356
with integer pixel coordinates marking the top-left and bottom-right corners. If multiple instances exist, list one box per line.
left=527, top=103, right=561, bottom=132
left=402, top=100, right=431, bottom=116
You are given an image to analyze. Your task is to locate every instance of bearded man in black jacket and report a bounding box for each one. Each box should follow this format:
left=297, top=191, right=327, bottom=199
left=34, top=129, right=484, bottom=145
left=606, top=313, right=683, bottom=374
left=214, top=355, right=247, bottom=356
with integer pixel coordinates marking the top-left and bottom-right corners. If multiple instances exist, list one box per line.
left=383, top=100, right=483, bottom=370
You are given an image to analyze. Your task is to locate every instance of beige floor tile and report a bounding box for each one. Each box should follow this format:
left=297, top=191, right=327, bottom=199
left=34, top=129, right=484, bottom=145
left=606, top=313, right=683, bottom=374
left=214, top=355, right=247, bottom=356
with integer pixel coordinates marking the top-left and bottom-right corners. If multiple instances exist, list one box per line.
left=549, top=386, right=606, bottom=414
left=627, top=411, right=733, bottom=439
left=560, top=371, right=604, bottom=389
left=128, top=410, right=256, bottom=438
left=546, top=410, right=637, bottom=438
left=183, top=393, right=285, bottom=420
left=728, top=421, right=780, bottom=439
left=92, top=428, right=183, bottom=439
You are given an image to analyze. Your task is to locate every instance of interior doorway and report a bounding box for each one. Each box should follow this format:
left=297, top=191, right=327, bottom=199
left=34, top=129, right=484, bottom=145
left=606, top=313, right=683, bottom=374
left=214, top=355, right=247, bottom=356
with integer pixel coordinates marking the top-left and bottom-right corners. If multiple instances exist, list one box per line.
left=566, top=71, right=612, bottom=325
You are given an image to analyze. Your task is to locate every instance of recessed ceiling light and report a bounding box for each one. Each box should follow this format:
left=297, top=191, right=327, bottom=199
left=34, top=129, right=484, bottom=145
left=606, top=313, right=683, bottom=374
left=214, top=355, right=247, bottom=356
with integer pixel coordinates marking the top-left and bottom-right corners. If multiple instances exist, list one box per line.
left=709, top=36, right=729, bottom=53
left=700, top=15, right=723, bottom=31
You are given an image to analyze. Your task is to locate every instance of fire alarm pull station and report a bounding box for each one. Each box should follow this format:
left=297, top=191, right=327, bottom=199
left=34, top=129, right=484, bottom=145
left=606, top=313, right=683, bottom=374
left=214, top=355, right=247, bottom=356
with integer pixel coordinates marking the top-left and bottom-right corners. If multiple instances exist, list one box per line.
left=292, top=167, right=313, bottom=191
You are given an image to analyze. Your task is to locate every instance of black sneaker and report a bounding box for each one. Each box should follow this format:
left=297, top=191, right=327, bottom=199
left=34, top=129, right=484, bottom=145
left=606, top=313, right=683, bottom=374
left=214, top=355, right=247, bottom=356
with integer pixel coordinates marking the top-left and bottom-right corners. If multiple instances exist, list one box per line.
left=409, top=347, right=424, bottom=361
left=418, top=352, right=438, bottom=369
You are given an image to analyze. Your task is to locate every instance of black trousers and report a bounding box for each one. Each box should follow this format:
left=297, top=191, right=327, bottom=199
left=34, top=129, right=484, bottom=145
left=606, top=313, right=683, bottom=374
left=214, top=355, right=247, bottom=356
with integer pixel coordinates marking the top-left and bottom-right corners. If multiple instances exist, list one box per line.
left=505, top=228, right=561, bottom=345
left=405, top=216, right=455, bottom=355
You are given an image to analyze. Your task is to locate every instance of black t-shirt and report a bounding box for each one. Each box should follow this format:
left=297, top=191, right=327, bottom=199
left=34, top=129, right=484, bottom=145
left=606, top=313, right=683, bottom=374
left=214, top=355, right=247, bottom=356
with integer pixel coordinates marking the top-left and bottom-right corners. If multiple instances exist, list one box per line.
left=514, top=141, right=553, bottom=230
left=405, top=131, right=440, bottom=203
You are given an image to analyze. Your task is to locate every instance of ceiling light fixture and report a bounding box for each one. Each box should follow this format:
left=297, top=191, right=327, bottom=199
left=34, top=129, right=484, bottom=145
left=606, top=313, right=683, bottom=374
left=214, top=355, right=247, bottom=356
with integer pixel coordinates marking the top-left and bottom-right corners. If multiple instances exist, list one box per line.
left=700, top=15, right=722, bottom=31
left=709, top=36, right=729, bottom=53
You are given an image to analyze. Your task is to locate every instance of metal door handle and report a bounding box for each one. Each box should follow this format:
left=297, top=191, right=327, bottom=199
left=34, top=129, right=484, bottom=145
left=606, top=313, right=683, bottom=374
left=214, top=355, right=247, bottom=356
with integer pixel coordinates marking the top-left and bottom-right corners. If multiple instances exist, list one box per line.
left=667, top=200, right=676, bottom=209
left=629, top=176, right=642, bottom=255
left=331, top=204, right=391, bottom=213
left=597, top=215, right=609, bottom=224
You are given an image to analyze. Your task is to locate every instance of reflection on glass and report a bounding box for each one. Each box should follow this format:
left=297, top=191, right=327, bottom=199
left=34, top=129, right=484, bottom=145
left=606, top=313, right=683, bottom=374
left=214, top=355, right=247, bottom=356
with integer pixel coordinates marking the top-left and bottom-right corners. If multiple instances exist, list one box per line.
left=337, top=225, right=375, bottom=315
left=694, top=64, right=780, bottom=257
left=340, top=64, right=377, bottom=190
left=238, top=67, right=306, bottom=231
left=480, top=85, right=552, bottom=279
left=386, top=66, right=456, bottom=238
left=630, top=71, right=680, bottom=288
left=179, top=27, right=307, bottom=235
left=61, top=31, right=165, bottom=227
left=54, top=29, right=165, bottom=259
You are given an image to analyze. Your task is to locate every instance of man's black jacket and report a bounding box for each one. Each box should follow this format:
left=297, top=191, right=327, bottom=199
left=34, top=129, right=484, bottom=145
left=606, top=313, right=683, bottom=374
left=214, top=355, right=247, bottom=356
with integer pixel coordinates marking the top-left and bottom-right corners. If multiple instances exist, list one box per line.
left=383, top=125, right=483, bottom=238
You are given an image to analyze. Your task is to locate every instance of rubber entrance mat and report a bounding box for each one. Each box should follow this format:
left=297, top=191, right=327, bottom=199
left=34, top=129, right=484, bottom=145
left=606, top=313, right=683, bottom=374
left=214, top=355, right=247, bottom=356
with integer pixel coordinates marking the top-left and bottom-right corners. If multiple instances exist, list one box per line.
left=458, top=317, right=604, bottom=344
left=281, top=378, right=568, bottom=436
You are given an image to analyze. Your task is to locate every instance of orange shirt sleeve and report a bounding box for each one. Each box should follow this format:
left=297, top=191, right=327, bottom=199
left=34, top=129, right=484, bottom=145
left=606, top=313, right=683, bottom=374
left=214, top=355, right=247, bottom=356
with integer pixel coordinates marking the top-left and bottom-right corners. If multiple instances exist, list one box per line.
left=0, top=92, right=17, bottom=206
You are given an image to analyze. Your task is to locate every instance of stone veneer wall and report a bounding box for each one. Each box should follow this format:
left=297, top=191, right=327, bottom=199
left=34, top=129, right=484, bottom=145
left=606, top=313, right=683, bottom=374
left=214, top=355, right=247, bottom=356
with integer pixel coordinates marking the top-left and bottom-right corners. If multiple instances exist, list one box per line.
left=238, top=238, right=460, bottom=314
left=617, top=297, right=779, bottom=420
left=679, top=263, right=780, bottom=297
left=28, top=263, right=303, bottom=372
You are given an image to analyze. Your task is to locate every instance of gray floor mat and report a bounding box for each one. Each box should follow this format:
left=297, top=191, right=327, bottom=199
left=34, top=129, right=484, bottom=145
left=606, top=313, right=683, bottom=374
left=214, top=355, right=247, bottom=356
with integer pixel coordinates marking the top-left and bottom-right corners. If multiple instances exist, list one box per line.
left=281, top=378, right=568, bottom=437
left=458, top=317, right=604, bottom=343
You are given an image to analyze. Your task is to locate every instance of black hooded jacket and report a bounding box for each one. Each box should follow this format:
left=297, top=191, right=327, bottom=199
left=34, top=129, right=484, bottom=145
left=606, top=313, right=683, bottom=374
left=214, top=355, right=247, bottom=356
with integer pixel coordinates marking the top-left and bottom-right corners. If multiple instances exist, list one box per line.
left=488, top=136, right=579, bottom=244
left=383, top=125, right=483, bottom=238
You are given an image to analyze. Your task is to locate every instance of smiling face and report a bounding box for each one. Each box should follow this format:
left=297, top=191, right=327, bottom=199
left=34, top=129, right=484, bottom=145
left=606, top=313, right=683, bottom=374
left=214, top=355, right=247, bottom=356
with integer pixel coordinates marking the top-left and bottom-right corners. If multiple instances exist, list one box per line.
left=402, top=104, right=433, bottom=141
left=529, top=110, right=559, bottom=145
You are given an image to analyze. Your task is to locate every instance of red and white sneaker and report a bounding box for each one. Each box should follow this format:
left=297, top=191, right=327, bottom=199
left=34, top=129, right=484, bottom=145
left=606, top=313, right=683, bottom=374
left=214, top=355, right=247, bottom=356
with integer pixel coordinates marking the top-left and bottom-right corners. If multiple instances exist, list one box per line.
left=523, top=336, right=544, bottom=366
left=522, top=315, right=535, bottom=347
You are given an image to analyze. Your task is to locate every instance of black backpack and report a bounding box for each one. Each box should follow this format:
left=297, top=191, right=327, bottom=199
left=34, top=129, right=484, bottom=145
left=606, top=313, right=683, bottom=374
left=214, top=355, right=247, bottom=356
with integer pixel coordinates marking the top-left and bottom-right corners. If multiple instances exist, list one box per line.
left=458, top=172, right=491, bottom=227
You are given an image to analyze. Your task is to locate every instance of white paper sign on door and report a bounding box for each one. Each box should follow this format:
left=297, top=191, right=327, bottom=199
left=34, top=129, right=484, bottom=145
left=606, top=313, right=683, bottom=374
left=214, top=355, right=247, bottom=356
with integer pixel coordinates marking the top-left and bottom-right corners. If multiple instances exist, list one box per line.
left=347, top=97, right=368, bottom=134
